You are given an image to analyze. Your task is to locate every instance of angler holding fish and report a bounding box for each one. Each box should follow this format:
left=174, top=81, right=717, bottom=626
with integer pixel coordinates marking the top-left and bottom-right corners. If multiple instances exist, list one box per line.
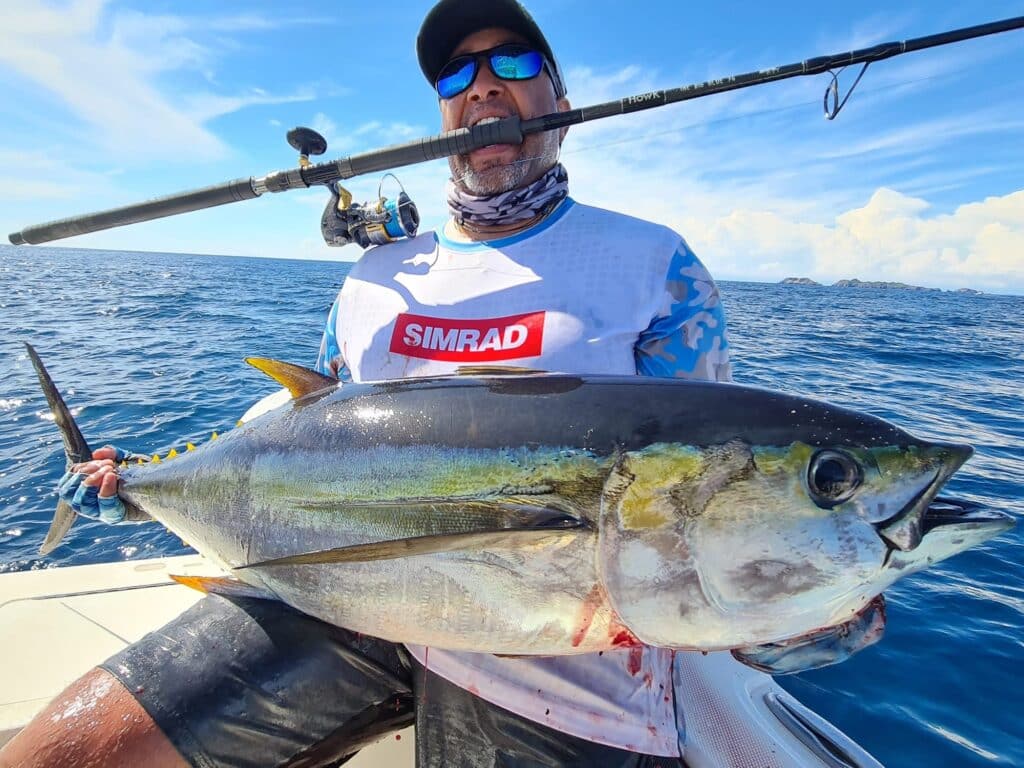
left=3, top=2, right=1014, bottom=768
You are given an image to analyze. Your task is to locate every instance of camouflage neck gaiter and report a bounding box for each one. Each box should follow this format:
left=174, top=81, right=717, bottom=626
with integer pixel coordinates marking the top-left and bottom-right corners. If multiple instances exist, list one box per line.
left=446, top=164, right=569, bottom=228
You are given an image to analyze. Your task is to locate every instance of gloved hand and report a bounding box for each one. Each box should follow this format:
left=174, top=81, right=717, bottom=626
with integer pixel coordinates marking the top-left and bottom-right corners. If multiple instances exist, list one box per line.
left=321, top=183, right=355, bottom=247
left=731, top=595, right=886, bottom=675
left=57, top=445, right=141, bottom=524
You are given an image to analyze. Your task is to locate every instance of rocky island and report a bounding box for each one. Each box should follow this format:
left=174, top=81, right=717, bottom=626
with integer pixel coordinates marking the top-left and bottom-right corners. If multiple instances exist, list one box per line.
left=779, top=277, right=983, bottom=294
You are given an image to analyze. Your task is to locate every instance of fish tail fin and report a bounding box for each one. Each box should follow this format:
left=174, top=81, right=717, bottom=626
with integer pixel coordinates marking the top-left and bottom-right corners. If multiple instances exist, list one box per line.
left=24, top=342, right=92, bottom=555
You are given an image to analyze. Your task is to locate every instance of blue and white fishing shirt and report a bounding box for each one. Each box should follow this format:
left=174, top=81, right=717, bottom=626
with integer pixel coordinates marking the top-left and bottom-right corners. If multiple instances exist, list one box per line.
left=316, top=197, right=732, bottom=757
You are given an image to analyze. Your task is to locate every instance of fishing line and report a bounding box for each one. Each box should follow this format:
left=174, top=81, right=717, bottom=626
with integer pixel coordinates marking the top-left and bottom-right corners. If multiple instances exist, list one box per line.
left=9, top=15, right=1022, bottom=246
left=561, top=70, right=968, bottom=159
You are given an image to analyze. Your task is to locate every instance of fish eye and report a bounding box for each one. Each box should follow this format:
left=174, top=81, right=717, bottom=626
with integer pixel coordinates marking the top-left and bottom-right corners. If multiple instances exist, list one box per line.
left=807, top=450, right=863, bottom=508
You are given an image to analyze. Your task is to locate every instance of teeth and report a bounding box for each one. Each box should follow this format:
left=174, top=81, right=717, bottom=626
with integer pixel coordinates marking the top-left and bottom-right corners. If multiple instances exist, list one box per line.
left=473, top=117, right=502, bottom=127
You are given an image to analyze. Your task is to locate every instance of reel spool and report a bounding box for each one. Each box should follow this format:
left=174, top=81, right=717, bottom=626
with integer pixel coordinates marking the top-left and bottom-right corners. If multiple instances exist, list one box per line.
left=287, top=126, right=421, bottom=249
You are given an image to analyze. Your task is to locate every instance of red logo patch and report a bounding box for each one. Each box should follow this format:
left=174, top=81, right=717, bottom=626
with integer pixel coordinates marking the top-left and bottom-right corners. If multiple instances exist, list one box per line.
left=390, top=311, right=545, bottom=362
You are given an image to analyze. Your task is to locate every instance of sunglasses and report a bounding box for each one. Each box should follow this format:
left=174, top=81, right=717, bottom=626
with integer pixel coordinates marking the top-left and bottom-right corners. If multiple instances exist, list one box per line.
left=435, top=44, right=550, bottom=100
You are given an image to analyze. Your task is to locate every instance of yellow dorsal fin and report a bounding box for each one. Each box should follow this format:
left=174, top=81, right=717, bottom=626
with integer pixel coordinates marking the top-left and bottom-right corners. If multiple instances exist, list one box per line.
left=245, top=357, right=337, bottom=399
left=455, top=365, right=547, bottom=377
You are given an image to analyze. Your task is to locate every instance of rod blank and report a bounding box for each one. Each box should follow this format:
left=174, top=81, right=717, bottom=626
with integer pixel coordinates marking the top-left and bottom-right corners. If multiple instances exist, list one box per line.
left=9, top=15, right=1023, bottom=246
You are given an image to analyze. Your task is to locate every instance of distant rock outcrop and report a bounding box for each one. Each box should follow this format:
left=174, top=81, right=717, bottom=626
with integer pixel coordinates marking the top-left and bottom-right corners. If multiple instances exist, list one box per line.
left=832, top=278, right=935, bottom=291
left=779, top=277, right=985, bottom=294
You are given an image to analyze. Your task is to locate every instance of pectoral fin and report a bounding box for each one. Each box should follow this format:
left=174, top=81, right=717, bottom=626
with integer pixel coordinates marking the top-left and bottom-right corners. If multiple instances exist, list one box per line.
left=238, top=506, right=585, bottom=570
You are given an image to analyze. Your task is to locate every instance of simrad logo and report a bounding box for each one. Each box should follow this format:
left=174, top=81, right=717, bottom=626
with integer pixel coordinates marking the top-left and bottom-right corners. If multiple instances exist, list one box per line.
left=390, top=311, right=545, bottom=362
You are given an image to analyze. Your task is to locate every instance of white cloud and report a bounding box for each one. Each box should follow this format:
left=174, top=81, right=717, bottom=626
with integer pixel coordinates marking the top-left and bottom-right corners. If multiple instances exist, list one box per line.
left=185, top=89, right=317, bottom=123
left=553, top=61, right=1024, bottom=293
left=0, top=1, right=321, bottom=160
left=307, top=113, right=430, bottom=156
left=691, top=189, right=1024, bottom=292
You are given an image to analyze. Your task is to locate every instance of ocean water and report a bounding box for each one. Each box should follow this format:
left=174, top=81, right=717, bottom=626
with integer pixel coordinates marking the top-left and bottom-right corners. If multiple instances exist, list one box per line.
left=1, top=244, right=1021, bottom=767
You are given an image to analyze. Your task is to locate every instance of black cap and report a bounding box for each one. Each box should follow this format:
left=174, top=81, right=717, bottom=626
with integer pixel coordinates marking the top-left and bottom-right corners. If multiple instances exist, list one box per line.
left=417, top=0, right=566, bottom=98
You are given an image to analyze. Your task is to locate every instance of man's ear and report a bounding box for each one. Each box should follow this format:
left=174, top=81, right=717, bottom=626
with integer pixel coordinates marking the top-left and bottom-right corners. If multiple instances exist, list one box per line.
left=556, top=96, right=572, bottom=145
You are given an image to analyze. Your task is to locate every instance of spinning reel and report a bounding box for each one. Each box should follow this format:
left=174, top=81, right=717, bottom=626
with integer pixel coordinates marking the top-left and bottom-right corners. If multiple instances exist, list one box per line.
left=287, top=127, right=420, bottom=249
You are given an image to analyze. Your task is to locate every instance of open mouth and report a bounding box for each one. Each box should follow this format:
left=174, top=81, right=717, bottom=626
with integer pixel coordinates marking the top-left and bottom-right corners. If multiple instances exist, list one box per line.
left=875, top=442, right=973, bottom=551
left=919, top=496, right=1014, bottom=537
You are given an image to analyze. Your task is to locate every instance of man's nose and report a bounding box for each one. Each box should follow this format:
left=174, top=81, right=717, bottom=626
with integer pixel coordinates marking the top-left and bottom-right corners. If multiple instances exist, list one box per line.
left=466, top=62, right=505, bottom=101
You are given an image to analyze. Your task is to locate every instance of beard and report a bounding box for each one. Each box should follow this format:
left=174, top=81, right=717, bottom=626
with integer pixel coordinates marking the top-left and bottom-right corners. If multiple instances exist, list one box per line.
left=449, top=128, right=561, bottom=196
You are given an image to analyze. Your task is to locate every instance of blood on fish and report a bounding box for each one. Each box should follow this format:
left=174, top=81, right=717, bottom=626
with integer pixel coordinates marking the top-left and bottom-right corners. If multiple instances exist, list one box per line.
left=609, top=619, right=641, bottom=648
left=570, top=585, right=604, bottom=647
left=642, top=671, right=653, bottom=688
left=627, top=647, right=644, bottom=675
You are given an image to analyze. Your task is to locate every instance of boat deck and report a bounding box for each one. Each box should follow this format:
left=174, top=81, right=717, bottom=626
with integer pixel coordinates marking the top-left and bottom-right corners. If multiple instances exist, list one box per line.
left=0, top=555, right=882, bottom=767
left=0, top=555, right=413, bottom=764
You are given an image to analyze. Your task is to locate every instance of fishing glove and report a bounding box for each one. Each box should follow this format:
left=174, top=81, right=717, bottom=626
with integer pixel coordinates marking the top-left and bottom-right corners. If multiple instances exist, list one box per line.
left=56, top=445, right=142, bottom=524
left=58, top=470, right=126, bottom=524
left=321, top=184, right=355, bottom=247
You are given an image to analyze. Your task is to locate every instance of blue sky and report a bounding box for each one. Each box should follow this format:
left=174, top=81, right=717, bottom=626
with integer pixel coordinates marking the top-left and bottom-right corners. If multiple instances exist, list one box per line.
left=1, top=0, right=1022, bottom=293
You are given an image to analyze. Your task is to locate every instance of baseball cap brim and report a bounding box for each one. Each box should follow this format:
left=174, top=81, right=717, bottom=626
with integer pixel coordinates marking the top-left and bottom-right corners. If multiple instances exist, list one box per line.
left=417, top=0, right=566, bottom=98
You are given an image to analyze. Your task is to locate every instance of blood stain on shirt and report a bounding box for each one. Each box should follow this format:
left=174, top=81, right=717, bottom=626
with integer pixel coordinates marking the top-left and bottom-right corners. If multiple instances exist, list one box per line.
left=627, top=647, right=644, bottom=675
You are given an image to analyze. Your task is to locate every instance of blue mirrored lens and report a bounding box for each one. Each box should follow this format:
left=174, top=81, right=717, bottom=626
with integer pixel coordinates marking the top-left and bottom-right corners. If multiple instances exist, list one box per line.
left=491, top=49, right=544, bottom=80
left=436, top=58, right=478, bottom=99
left=435, top=45, right=546, bottom=99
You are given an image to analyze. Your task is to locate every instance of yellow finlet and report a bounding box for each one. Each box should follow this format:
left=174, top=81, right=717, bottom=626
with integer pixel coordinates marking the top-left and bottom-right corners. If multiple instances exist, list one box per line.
left=245, top=357, right=337, bottom=400
left=186, top=442, right=196, bottom=452
left=211, top=431, right=219, bottom=441
left=151, top=454, right=161, bottom=464
left=167, top=448, right=178, bottom=459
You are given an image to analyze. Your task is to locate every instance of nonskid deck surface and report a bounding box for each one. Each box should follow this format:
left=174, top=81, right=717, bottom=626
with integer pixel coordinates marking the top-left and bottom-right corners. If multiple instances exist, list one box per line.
left=0, top=555, right=413, bottom=766
left=0, top=556, right=880, bottom=767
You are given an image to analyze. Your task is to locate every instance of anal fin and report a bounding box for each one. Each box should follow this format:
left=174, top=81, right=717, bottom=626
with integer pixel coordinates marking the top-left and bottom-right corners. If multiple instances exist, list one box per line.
left=170, top=574, right=277, bottom=600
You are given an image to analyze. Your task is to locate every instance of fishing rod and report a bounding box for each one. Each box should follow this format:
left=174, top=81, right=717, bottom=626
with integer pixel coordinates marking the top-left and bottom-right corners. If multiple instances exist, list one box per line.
left=9, top=15, right=1024, bottom=247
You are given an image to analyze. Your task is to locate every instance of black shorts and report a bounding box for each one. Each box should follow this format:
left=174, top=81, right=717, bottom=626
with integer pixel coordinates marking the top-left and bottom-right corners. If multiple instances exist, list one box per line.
left=101, top=594, right=684, bottom=768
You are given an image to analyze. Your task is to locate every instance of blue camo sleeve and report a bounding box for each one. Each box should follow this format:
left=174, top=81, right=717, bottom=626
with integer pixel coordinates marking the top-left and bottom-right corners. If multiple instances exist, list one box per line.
left=314, top=293, right=353, bottom=381
left=635, top=240, right=732, bottom=382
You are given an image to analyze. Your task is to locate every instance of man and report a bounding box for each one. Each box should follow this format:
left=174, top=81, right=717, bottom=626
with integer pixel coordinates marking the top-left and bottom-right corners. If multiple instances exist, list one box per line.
left=2, top=2, right=876, bottom=766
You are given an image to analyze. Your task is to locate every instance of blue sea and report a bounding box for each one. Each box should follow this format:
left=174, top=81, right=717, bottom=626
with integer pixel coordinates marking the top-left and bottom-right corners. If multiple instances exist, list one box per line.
left=1, top=244, right=1021, bottom=767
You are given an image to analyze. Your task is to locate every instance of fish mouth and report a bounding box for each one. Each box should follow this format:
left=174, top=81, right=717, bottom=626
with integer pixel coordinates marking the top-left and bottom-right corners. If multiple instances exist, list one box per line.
left=919, top=496, right=1015, bottom=538
left=875, top=442, right=971, bottom=551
